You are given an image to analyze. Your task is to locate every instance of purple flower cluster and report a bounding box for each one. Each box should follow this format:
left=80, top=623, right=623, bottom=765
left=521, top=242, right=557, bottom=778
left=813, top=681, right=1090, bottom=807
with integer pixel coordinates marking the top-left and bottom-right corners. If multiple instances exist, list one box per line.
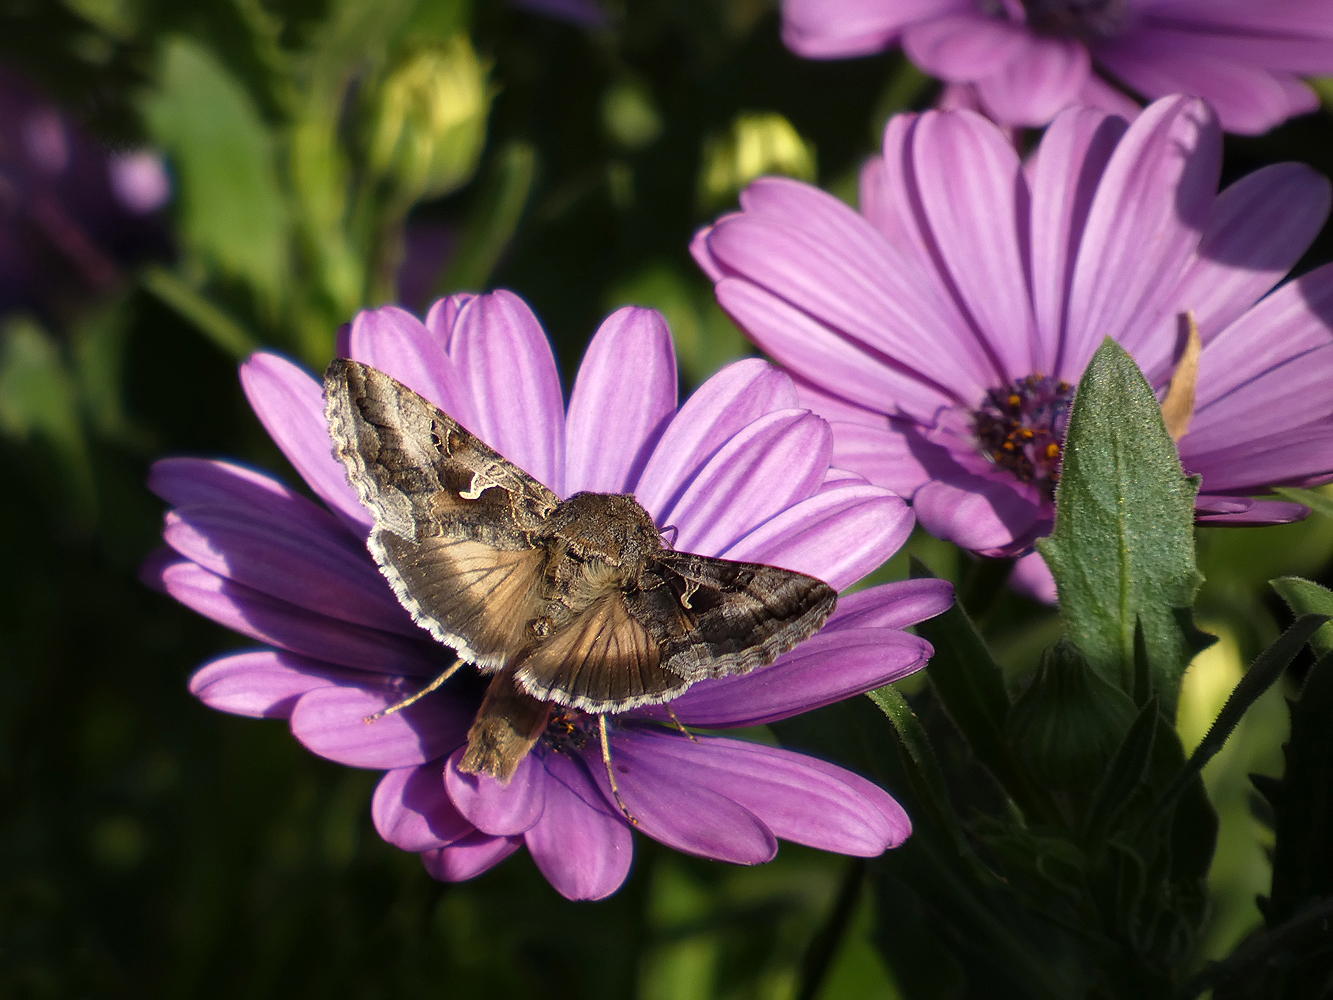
left=0, top=65, right=169, bottom=315
left=147, top=291, right=951, bottom=899
left=694, top=96, right=1333, bottom=598
left=782, top=0, right=1333, bottom=134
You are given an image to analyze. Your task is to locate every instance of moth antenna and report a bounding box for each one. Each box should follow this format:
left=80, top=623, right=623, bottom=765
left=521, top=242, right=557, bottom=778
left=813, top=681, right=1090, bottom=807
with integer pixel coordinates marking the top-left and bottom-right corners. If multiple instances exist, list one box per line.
left=665, top=703, right=697, bottom=743
left=598, top=714, right=639, bottom=826
left=364, top=659, right=464, bottom=723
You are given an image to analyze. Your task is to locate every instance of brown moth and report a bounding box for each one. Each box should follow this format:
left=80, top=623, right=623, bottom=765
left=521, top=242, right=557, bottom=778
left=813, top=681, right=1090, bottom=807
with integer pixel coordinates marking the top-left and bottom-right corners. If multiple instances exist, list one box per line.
left=324, top=358, right=837, bottom=783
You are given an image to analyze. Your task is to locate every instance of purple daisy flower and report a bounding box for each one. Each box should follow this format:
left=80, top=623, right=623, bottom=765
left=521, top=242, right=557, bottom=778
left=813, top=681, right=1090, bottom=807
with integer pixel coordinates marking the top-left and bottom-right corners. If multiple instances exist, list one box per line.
left=145, top=290, right=951, bottom=900
left=692, top=96, right=1333, bottom=599
left=781, top=0, right=1333, bottom=134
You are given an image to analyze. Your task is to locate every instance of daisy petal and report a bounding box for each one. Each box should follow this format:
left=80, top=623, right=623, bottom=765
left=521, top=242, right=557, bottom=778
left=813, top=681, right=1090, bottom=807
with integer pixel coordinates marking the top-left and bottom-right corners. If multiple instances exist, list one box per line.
left=636, top=359, right=799, bottom=518
left=1008, top=551, right=1058, bottom=604
left=1028, top=106, right=1127, bottom=361
left=782, top=0, right=963, bottom=58
left=668, top=410, right=831, bottom=554
left=421, top=832, right=523, bottom=882
left=565, top=307, right=678, bottom=495
left=444, top=748, right=548, bottom=836
left=1195, top=498, right=1310, bottom=525
left=1097, top=37, right=1319, bottom=136
left=290, top=685, right=471, bottom=768
left=974, top=35, right=1089, bottom=127
left=157, top=560, right=439, bottom=676
left=524, top=752, right=634, bottom=901
left=188, top=650, right=367, bottom=719
left=1137, top=163, right=1332, bottom=382
left=719, top=484, right=912, bottom=592
left=372, top=764, right=474, bottom=852
left=348, top=305, right=475, bottom=428
left=423, top=293, right=475, bottom=347
left=663, top=629, right=932, bottom=728
left=910, top=108, right=1038, bottom=378
left=901, top=13, right=1030, bottom=81
left=1063, top=96, right=1220, bottom=377
left=590, top=731, right=777, bottom=864
left=826, top=580, right=955, bottom=631
left=163, top=506, right=417, bottom=635
left=239, top=352, right=372, bottom=532
left=629, top=732, right=909, bottom=855
left=449, top=290, right=566, bottom=493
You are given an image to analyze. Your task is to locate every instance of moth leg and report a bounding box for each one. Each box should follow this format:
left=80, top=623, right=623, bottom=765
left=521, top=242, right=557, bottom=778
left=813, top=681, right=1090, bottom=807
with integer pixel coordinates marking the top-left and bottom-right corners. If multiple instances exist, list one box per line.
left=665, top=703, right=697, bottom=743
left=364, top=658, right=464, bottom=723
left=598, top=714, right=639, bottom=827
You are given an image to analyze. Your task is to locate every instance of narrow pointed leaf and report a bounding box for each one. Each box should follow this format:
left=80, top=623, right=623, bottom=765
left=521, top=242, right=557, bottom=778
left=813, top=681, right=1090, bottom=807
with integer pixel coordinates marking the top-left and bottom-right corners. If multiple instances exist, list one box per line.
left=1154, top=614, right=1327, bottom=823
left=1037, top=338, right=1207, bottom=709
left=1272, top=576, right=1333, bottom=658
left=866, top=685, right=973, bottom=863
left=909, top=558, right=1033, bottom=802
left=1266, top=651, right=1333, bottom=944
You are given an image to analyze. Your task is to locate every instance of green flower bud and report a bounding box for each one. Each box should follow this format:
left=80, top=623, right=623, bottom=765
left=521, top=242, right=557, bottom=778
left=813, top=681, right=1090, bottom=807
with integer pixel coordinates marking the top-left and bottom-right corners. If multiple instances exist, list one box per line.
left=368, top=35, right=491, bottom=204
left=697, top=111, right=816, bottom=209
left=1005, top=640, right=1139, bottom=790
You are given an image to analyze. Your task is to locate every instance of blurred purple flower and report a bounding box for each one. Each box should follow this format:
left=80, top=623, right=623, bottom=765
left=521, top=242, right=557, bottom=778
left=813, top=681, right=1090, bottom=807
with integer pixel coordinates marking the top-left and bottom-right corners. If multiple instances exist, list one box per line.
left=145, top=290, right=951, bottom=900
left=693, top=96, right=1333, bottom=592
left=782, top=0, right=1333, bottom=134
left=0, top=66, right=170, bottom=315
left=511, top=0, right=610, bottom=28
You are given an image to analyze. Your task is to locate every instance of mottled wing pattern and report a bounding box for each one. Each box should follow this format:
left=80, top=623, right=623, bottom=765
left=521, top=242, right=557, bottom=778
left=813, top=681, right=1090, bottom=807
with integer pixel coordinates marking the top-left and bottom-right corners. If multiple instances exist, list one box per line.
left=513, top=592, right=693, bottom=713
left=630, top=552, right=837, bottom=682
left=324, top=358, right=559, bottom=668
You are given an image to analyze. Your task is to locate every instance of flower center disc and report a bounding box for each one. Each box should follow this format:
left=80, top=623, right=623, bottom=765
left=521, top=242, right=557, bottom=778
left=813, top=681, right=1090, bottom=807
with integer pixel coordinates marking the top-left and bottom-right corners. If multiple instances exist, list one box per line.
left=1019, top=0, right=1129, bottom=41
left=973, top=374, right=1074, bottom=498
left=543, top=707, right=593, bottom=754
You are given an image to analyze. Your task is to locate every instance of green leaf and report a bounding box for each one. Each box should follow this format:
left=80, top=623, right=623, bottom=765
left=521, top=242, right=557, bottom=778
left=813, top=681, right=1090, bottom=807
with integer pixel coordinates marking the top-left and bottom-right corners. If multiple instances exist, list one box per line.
left=865, top=686, right=976, bottom=867
left=908, top=558, right=1055, bottom=819
left=1036, top=337, right=1207, bottom=710
left=1266, top=650, right=1333, bottom=928
left=0, top=318, right=95, bottom=519
left=1153, top=614, right=1328, bottom=823
left=144, top=36, right=290, bottom=314
left=140, top=266, right=260, bottom=361
left=1083, top=697, right=1159, bottom=844
left=1271, top=576, right=1333, bottom=658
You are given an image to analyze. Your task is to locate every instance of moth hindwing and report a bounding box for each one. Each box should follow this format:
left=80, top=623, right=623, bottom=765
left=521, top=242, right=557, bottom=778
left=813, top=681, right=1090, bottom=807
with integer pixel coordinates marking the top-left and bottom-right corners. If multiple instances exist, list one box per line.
left=324, top=359, right=837, bottom=780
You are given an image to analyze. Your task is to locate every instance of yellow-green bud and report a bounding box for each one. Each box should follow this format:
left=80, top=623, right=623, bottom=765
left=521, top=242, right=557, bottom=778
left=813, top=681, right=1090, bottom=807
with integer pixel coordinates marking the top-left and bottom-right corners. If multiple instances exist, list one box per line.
left=369, top=35, right=491, bottom=204
left=697, top=111, right=816, bottom=209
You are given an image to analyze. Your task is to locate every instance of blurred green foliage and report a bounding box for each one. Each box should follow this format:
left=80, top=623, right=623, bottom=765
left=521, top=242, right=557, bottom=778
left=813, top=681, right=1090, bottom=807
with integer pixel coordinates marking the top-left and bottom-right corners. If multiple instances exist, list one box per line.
left=1, top=0, right=1332, bottom=997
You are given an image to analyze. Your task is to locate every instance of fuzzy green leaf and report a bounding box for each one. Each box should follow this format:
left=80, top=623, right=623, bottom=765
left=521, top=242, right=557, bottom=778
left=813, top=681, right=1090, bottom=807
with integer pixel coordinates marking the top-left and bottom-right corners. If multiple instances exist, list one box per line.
left=1037, top=338, right=1207, bottom=709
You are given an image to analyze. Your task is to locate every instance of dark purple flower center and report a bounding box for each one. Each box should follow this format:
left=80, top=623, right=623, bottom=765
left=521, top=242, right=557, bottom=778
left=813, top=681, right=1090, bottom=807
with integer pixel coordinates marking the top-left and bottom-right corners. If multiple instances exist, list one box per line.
left=543, top=707, right=594, bottom=754
left=1018, top=0, right=1129, bottom=42
left=973, top=374, right=1073, bottom=498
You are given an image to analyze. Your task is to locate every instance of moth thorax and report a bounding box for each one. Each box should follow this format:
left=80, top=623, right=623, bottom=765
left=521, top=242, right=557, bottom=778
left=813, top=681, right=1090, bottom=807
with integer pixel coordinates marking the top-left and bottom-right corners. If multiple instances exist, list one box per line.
left=540, top=492, right=663, bottom=570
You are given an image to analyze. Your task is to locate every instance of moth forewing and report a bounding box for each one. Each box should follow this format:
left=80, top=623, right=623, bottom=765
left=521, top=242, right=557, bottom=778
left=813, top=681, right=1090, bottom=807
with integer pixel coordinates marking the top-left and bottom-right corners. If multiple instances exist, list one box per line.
left=324, top=358, right=556, bottom=669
